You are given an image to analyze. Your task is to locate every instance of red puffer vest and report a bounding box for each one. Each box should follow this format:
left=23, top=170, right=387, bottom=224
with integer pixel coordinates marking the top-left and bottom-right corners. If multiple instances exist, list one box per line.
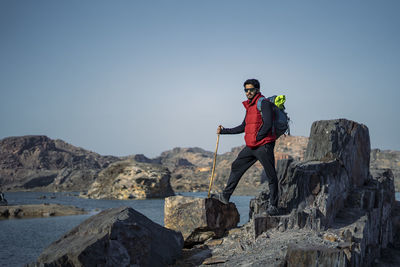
left=243, top=93, right=276, bottom=148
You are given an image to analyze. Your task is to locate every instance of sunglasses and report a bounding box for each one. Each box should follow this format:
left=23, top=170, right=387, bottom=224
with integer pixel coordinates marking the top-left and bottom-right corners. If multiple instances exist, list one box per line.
left=244, top=88, right=257, bottom=93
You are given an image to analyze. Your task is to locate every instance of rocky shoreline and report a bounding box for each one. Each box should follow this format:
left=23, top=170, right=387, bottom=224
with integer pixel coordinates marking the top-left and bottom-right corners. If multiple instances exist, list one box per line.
left=0, top=203, right=86, bottom=219
left=26, top=119, right=400, bottom=267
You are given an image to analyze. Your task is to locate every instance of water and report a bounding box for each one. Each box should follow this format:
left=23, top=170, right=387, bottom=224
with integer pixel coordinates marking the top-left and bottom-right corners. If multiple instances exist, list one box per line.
left=0, top=192, right=253, bottom=266
left=1, top=192, right=399, bottom=267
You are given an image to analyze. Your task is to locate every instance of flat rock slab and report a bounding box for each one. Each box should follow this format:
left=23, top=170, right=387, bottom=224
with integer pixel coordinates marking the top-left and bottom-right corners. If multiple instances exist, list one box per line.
left=164, top=196, right=240, bottom=246
left=29, top=206, right=184, bottom=267
left=0, top=204, right=86, bottom=218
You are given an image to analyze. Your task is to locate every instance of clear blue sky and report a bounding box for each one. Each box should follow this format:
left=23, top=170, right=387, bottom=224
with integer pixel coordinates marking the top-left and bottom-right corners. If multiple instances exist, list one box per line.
left=1, top=0, right=399, bottom=157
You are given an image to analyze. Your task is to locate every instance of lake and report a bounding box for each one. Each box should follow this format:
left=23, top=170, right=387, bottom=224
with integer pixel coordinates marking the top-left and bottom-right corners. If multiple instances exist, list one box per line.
left=0, top=191, right=253, bottom=266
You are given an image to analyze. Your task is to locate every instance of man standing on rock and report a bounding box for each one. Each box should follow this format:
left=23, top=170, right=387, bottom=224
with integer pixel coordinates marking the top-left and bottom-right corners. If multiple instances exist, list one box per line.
left=212, top=79, right=279, bottom=215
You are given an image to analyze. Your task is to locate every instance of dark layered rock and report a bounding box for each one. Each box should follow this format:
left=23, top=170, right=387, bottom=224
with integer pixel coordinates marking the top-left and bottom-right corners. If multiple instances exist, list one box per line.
left=29, top=207, right=184, bottom=267
left=245, top=119, right=397, bottom=266
left=250, top=158, right=350, bottom=232
left=164, top=196, right=240, bottom=246
left=305, top=119, right=370, bottom=187
left=370, top=149, right=400, bottom=191
left=0, top=135, right=119, bottom=191
left=329, top=169, right=395, bottom=266
left=83, top=159, right=174, bottom=199
left=285, top=244, right=348, bottom=267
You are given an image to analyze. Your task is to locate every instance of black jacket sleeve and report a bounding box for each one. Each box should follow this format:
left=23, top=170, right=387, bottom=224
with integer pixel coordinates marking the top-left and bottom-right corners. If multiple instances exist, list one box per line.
left=220, top=116, right=246, bottom=134
left=256, top=100, right=273, bottom=141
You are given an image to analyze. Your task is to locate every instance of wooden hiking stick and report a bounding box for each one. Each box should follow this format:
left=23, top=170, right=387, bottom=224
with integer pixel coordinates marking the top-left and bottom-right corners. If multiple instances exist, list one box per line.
left=207, top=133, right=220, bottom=198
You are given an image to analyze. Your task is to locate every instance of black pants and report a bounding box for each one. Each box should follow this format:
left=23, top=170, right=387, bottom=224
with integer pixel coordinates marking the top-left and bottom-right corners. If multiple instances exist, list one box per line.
left=222, top=142, right=278, bottom=207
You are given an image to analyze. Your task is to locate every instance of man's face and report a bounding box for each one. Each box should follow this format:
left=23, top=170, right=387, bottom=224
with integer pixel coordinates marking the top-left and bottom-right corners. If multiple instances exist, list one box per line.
left=244, top=84, right=259, bottom=100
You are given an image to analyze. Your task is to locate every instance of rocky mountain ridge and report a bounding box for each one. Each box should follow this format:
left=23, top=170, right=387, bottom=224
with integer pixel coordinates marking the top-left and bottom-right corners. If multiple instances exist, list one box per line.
left=1, top=135, right=399, bottom=196
left=0, top=135, right=119, bottom=191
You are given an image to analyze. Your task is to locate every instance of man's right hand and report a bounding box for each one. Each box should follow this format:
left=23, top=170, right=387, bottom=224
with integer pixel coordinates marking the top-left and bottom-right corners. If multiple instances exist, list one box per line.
left=217, top=125, right=224, bottom=134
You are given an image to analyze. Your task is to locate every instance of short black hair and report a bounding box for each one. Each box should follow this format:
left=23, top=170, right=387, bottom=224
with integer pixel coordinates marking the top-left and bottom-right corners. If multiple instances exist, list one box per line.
left=243, top=79, right=260, bottom=89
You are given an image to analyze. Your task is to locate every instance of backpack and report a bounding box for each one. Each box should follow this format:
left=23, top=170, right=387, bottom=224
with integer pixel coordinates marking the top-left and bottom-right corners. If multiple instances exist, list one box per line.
left=257, top=95, right=290, bottom=138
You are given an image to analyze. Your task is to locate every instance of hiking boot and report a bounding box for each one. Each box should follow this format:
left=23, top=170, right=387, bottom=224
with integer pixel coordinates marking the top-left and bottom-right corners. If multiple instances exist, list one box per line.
left=267, top=205, right=279, bottom=216
left=210, top=193, right=229, bottom=205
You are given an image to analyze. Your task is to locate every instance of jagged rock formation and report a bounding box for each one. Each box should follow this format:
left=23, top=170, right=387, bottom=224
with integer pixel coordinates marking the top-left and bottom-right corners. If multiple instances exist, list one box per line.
left=172, top=119, right=398, bottom=266
left=0, top=135, right=118, bottom=191
left=28, top=207, right=184, bottom=267
left=164, top=196, right=239, bottom=246
left=83, top=159, right=175, bottom=199
left=246, top=119, right=396, bottom=266
left=371, top=149, right=400, bottom=191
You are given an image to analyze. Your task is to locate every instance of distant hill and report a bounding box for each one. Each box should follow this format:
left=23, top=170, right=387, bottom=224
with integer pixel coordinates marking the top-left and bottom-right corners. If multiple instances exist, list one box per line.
left=1, top=135, right=398, bottom=194
left=0, top=135, right=119, bottom=191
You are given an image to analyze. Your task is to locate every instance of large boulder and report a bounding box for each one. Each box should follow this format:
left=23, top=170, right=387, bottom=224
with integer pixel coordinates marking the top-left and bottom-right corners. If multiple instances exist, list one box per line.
left=305, top=119, right=370, bottom=187
left=29, top=207, right=184, bottom=267
left=84, top=159, right=174, bottom=199
left=251, top=158, right=350, bottom=231
left=164, top=196, right=240, bottom=246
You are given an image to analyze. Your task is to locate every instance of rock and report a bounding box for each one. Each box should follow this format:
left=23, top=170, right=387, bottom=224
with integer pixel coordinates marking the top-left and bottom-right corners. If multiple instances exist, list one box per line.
left=164, top=196, right=240, bottom=246
left=285, top=243, right=348, bottom=267
left=0, top=204, right=86, bottom=218
left=370, top=149, right=400, bottom=191
left=84, top=159, right=174, bottom=199
left=242, top=119, right=398, bottom=266
left=393, top=201, right=400, bottom=248
left=0, top=192, right=7, bottom=206
left=251, top=159, right=350, bottom=231
left=0, top=135, right=119, bottom=191
left=304, top=119, right=370, bottom=187
left=29, top=207, right=183, bottom=267
left=202, top=256, right=227, bottom=265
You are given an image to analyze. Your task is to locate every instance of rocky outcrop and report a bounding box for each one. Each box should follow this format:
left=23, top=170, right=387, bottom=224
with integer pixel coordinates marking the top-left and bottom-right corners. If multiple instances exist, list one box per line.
left=172, top=119, right=398, bottom=266
left=83, top=159, right=174, bottom=199
left=0, top=204, right=86, bottom=218
left=29, top=207, right=184, bottom=267
left=164, top=196, right=240, bottom=246
left=245, top=119, right=396, bottom=266
left=304, top=119, right=370, bottom=187
left=0, top=135, right=119, bottom=191
left=371, top=149, right=400, bottom=191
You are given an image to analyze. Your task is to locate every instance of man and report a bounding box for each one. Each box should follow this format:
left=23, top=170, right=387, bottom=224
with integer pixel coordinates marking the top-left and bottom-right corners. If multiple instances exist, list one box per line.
left=212, top=78, right=279, bottom=215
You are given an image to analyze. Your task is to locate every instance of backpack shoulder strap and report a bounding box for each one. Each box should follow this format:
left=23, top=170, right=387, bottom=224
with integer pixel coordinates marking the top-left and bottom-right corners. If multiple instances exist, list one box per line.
left=257, top=97, right=265, bottom=112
